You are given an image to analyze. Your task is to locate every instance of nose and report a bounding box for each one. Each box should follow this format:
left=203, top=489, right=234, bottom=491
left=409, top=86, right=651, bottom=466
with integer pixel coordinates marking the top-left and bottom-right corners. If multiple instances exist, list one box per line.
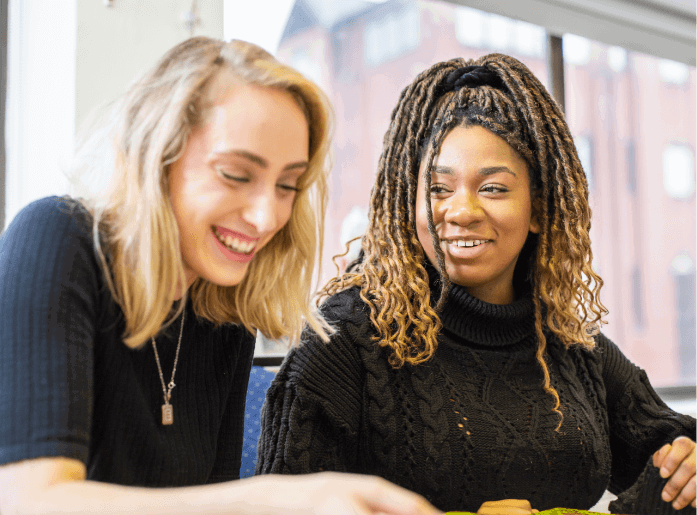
left=442, top=191, right=485, bottom=226
left=241, top=190, right=278, bottom=234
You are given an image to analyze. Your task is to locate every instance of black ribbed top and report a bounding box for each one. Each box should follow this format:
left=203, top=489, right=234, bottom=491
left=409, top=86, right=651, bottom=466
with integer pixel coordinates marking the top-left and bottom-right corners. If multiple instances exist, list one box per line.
left=0, top=197, right=255, bottom=486
left=257, top=284, right=695, bottom=513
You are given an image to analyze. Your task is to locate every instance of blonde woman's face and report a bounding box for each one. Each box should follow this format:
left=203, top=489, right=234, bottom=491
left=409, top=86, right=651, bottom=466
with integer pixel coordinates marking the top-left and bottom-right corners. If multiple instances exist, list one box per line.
left=169, top=83, right=309, bottom=289
left=415, top=125, right=539, bottom=305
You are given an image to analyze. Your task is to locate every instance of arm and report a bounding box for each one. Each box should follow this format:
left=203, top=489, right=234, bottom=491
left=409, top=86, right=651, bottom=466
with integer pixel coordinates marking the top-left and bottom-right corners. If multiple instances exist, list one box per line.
left=0, top=457, right=443, bottom=515
left=256, top=315, right=365, bottom=475
left=597, top=334, right=696, bottom=509
left=0, top=202, right=441, bottom=515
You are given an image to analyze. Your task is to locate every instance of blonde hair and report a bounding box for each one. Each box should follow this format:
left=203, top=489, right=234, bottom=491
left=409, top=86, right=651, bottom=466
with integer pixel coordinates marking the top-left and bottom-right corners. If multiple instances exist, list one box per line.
left=80, top=37, right=333, bottom=349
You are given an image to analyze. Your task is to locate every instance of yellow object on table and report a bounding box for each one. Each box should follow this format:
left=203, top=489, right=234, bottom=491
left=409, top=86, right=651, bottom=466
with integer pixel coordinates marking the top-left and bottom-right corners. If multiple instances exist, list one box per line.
left=447, top=509, right=626, bottom=515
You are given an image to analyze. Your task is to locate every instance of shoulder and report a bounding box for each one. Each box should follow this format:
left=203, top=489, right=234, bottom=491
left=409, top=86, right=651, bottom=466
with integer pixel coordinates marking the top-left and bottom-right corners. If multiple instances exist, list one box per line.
left=319, top=286, right=370, bottom=324
left=281, top=288, right=370, bottom=388
left=2, top=196, right=93, bottom=250
left=8, top=195, right=90, bottom=229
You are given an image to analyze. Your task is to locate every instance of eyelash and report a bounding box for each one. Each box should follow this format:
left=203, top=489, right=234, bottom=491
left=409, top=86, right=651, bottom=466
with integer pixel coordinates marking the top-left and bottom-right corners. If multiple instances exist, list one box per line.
left=218, top=170, right=300, bottom=192
left=480, top=184, right=508, bottom=194
left=428, top=184, right=509, bottom=195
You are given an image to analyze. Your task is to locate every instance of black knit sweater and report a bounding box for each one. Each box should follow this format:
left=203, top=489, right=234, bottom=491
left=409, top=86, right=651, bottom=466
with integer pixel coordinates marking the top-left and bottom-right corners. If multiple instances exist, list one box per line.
left=0, top=197, right=255, bottom=486
left=257, top=284, right=695, bottom=512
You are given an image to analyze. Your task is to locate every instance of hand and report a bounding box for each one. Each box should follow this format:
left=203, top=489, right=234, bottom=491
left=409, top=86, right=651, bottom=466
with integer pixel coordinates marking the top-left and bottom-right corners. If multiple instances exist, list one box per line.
left=477, top=499, right=539, bottom=514
left=246, top=472, right=443, bottom=515
left=653, top=436, right=696, bottom=510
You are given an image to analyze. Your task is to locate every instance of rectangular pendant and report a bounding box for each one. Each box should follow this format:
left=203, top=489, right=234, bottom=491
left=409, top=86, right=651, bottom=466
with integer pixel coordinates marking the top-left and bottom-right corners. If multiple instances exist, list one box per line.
left=161, top=403, right=173, bottom=425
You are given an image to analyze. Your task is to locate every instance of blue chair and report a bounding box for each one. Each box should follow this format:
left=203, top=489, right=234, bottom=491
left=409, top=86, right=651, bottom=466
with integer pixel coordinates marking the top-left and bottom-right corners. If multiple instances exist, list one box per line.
left=240, top=365, right=277, bottom=478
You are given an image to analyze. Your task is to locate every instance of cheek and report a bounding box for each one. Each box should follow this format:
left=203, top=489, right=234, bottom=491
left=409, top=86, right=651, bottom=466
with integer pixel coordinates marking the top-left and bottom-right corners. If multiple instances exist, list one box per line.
left=414, top=197, right=436, bottom=258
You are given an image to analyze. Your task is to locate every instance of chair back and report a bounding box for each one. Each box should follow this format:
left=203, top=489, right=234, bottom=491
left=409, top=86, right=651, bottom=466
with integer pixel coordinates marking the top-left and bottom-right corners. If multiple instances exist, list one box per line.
left=240, top=365, right=277, bottom=478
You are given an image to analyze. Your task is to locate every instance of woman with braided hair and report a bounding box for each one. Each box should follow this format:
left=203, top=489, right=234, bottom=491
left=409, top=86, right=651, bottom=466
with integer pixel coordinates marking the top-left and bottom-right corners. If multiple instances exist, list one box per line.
left=257, top=54, right=696, bottom=514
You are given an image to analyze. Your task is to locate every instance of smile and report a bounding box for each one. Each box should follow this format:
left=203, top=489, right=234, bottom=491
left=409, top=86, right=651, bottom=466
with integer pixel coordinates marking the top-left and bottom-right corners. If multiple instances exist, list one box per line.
left=212, top=226, right=256, bottom=255
left=451, top=239, right=490, bottom=247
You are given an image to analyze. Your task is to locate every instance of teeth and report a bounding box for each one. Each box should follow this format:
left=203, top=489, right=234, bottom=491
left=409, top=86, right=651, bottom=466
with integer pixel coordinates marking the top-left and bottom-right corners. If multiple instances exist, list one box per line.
left=214, top=227, right=255, bottom=254
left=455, top=239, right=486, bottom=247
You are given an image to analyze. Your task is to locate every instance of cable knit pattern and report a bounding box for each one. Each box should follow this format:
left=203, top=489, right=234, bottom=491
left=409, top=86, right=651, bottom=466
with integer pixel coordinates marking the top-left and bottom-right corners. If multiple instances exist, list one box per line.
left=257, top=285, right=695, bottom=512
left=609, top=456, right=697, bottom=514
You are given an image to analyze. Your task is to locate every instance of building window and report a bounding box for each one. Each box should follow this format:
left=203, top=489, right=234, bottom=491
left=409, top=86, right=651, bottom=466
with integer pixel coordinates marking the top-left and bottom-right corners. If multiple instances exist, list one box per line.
left=574, top=135, right=593, bottom=191
left=607, top=46, right=627, bottom=73
left=562, top=34, right=591, bottom=66
left=663, top=144, right=695, bottom=199
left=659, top=59, right=689, bottom=85
left=290, top=47, right=323, bottom=88
left=455, top=7, right=545, bottom=58
left=364, top=6, right=419, bottom=67
left=631, top=267, right=644, bottom=331
left=627, top=140, right=636, bottom=194
left=672, top=253, right=696, bottom=383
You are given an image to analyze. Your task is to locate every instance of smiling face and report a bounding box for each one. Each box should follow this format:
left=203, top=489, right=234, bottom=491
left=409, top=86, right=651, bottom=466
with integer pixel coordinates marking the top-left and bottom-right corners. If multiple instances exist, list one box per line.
left=415, top=125, right=539, bottom=305
left=168, top=83, right=310, bottom=291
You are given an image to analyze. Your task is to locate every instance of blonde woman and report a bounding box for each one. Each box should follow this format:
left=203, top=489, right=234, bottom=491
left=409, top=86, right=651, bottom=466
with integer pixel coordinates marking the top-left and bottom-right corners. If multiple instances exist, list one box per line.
left=0, top=38, right=441, bottom=515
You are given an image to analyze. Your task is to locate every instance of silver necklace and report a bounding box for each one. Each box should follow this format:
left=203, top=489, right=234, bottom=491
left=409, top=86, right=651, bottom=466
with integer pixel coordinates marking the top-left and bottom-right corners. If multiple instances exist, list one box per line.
left=151, top=310, right=185, bottom=425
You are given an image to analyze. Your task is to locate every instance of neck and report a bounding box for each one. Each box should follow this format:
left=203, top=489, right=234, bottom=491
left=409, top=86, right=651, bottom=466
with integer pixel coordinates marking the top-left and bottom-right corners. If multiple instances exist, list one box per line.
left=174, top=268, right=198, bottom=301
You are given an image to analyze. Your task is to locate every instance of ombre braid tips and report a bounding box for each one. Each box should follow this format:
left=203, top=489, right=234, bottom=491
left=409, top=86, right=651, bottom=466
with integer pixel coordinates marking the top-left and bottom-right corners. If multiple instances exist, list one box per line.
left=321, top=53, right=607, bottom=427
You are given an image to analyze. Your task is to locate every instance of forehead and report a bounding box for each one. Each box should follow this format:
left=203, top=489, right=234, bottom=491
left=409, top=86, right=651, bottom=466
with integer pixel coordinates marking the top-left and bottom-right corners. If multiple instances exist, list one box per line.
left=420, top=125, right=529, bottom=176
left=200, top=83, right=309, bottom=157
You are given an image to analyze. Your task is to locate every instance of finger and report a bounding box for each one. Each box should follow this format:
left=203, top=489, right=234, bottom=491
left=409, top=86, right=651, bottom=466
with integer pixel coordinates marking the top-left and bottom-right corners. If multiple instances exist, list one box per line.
left=660, top=438, right=695, bottom=478
left=662, top=450, right=696, bottom=503
left=669, top=474, right=696, bottom=511
left=654, top=443, right=671, bottom=468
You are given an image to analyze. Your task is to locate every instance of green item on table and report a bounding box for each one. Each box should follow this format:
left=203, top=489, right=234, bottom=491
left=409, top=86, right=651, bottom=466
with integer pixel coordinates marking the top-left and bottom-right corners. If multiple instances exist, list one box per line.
left=446, top=509, right=619, bottom=515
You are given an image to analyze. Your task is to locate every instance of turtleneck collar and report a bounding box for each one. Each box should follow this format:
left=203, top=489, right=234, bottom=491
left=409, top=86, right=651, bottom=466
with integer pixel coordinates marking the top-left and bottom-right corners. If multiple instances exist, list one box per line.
left=426, top=261, right=536, bottom=347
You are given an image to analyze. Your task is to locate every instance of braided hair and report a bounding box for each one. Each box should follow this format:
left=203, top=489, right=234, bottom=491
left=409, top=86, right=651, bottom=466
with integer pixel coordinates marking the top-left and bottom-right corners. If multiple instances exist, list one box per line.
left=322, top=53, right=607, bottom=424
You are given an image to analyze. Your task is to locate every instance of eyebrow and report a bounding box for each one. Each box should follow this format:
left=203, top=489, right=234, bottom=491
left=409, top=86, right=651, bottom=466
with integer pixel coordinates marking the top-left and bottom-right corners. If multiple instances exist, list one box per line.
left=432, top=165, right=517, bottom=177
left=210, top=149, right=309, bottom=171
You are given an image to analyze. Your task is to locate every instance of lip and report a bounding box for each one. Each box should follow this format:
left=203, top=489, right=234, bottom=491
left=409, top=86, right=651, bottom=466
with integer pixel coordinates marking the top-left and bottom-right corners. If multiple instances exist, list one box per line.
left=213, top=225, right=257, bottom=242
left=211, top=227, right=256, bottom=263
left=441, top=238, right=492, bottom=259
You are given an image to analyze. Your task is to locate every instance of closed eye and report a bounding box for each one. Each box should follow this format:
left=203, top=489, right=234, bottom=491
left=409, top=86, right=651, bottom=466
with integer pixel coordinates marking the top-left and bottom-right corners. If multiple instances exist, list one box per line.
left=277, top=183, right=300, bottom=192
left=218, top=169, right=249, bottom=183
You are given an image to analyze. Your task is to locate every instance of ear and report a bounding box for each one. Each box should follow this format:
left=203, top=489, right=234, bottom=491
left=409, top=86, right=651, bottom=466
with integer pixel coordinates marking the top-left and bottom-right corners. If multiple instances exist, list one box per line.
left=529, top=197, right=541, bottom=234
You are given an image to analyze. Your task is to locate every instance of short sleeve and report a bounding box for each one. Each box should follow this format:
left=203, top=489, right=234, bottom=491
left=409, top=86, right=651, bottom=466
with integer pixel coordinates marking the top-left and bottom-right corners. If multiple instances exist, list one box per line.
left=0, top=197, right=100, bottom=466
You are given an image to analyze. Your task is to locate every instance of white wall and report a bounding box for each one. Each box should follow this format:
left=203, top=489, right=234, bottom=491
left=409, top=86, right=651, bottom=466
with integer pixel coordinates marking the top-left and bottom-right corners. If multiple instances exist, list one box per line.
left=5, top=0, right=224, bottom=229
left=6, top=0, right=77, bottom=228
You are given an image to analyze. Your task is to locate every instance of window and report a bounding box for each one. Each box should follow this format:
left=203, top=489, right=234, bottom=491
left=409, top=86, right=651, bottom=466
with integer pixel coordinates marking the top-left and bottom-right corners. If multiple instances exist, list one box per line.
left=663, top=144, right=695, bottom=199
left=631, top=267, right=644, bottom=331
left=364, top=6, right=419, bottom=67
left=562, top=34, right=591, bottom=66
left=672, top=254, right=696, bottom=384
left=574, top=135, right=593, bottom=192
left=564, top=40, right=696, bottom=387
left=659, top=59, right=690, bottom=85
left=455, top=7, right=545, bottom=58
left=607, top=46, right=627, bottom=73
left=626, top=140, right=636, bottom=194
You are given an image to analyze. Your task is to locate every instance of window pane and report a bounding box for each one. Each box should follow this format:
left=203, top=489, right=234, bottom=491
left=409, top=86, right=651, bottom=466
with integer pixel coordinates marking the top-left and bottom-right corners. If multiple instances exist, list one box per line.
left=258, top=0, right=548, bottom=356
left=563, top=35, right=696, bottom=387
